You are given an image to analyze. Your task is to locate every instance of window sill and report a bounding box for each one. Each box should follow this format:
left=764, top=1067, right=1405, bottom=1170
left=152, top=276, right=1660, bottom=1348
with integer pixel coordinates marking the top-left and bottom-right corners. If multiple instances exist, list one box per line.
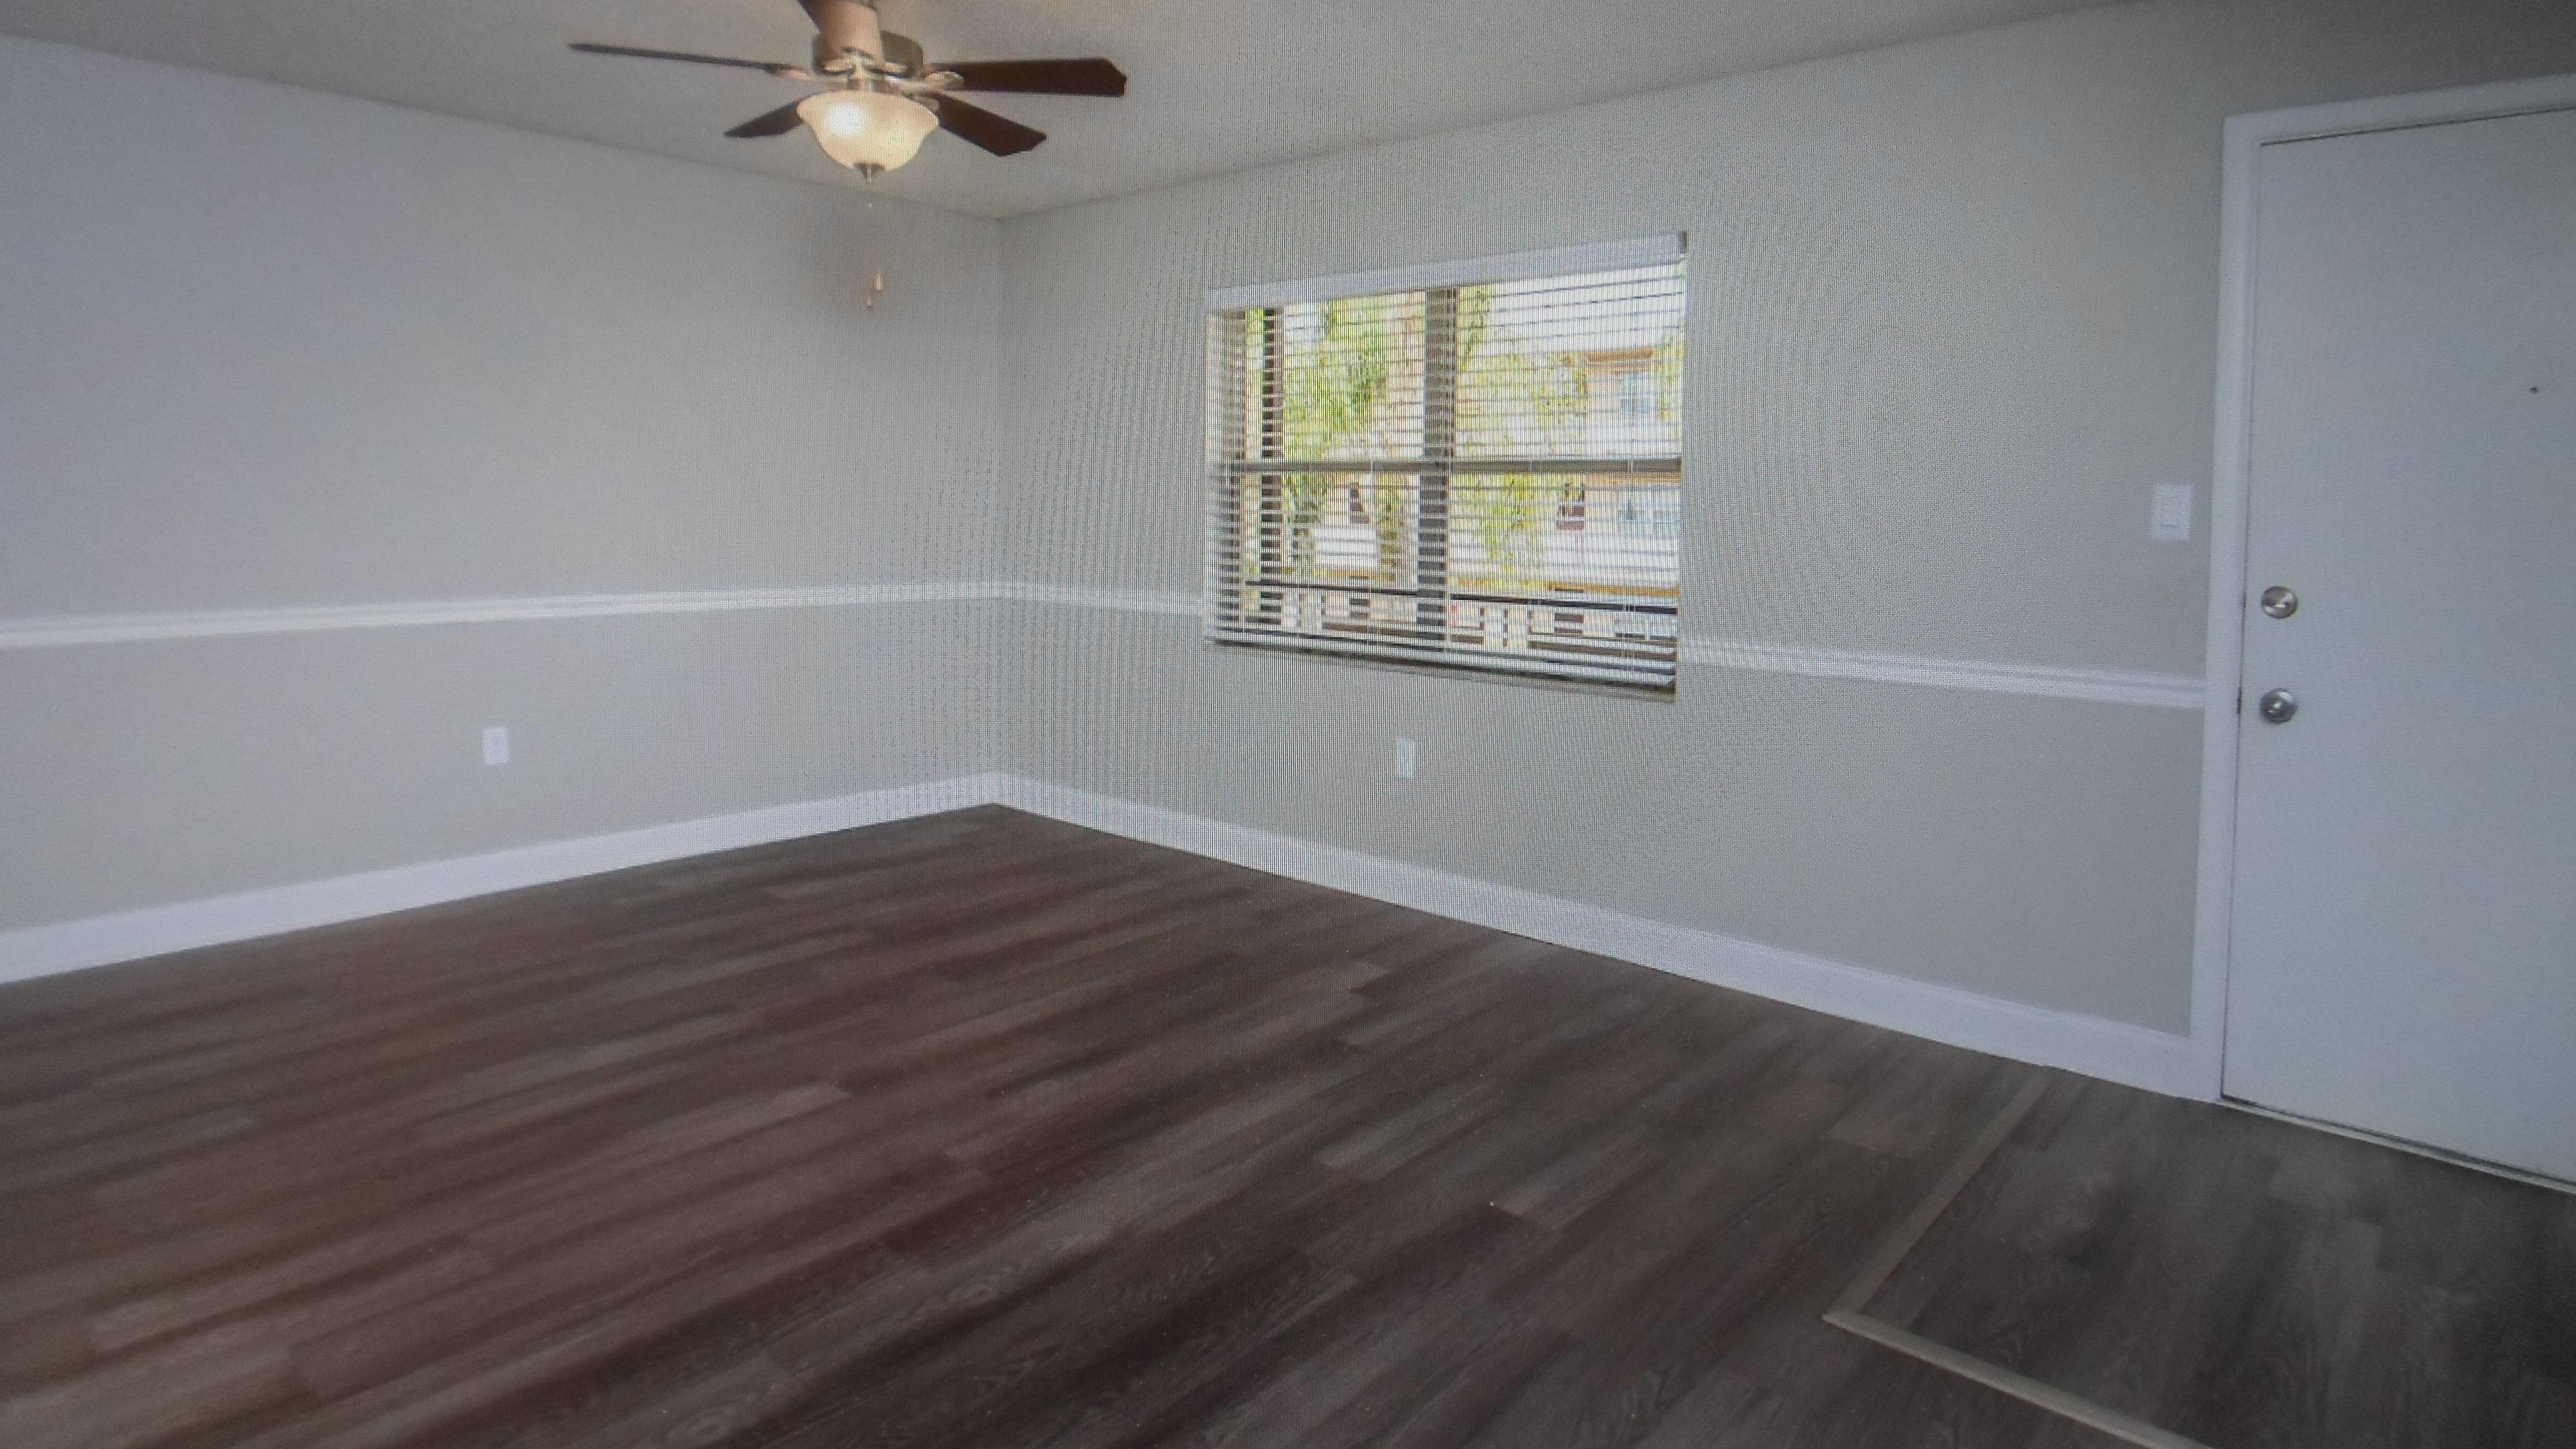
left=1202, top=636, right=1677, bottom=703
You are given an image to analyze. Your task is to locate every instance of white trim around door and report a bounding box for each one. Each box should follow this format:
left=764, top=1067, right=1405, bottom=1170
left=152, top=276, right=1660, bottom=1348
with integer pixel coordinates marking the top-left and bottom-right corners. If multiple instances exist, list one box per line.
left=2191, top=70, right=2576, bottom=1108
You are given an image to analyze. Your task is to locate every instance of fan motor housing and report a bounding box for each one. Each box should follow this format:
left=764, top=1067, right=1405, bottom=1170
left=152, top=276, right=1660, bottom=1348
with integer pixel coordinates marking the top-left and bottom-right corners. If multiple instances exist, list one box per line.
left=879, top=31, right=926, bottom=76
left=813, top=28, right=923, bottom=77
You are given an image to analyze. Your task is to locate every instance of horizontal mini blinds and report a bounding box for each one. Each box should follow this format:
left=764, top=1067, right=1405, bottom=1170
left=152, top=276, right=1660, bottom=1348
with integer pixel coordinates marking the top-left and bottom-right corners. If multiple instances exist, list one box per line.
left=1205, top=241, right=1684, bottom=691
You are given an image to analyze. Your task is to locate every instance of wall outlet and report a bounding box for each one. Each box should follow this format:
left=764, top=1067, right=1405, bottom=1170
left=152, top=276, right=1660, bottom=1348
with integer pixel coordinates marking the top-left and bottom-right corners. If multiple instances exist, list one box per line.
left=2151, top=482, right=2195, bottom=542
left=1394, top=737, right=1419, bottom=780
left=482, top=725, right=510, bottom=766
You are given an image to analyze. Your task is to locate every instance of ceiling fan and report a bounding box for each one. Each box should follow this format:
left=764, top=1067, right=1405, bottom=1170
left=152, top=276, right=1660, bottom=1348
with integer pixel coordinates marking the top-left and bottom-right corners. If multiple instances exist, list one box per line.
left=570, top=0, right=1125, bottom=177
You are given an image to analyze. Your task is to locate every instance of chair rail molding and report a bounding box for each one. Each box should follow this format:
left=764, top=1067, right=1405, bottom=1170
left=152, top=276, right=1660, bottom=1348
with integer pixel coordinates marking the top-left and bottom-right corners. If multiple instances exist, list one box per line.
left=2, top=583, right=2202, bottom=711
left=0, top=584, right=988, bottom=650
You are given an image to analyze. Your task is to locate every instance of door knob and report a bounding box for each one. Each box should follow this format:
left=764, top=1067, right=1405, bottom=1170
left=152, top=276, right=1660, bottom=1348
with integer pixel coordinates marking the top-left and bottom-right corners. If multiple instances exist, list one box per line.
left=2260, top=585, right=2299, bottom=618
left=2258, top=688, right=2298, bottom=724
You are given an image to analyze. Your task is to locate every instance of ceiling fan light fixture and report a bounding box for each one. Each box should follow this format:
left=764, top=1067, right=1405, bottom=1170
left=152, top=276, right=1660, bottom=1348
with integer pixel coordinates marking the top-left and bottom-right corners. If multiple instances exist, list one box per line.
left=796, top=89, right=937, bottom=175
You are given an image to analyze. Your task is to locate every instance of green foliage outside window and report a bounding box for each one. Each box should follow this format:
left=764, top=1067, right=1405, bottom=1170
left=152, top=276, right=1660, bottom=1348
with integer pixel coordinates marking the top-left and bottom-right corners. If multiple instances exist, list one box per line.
left=1245, top=274, right=1678, bottom=593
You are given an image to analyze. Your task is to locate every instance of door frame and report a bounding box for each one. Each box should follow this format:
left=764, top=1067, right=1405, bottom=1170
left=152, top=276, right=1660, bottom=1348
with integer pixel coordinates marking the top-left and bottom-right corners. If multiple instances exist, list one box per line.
left=2191, top=71, right=2576, bottom=1102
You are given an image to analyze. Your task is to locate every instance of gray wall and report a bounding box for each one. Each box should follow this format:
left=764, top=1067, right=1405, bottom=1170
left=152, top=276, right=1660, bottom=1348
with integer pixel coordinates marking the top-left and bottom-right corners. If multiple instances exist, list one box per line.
left=12, top=1, right=2574, bottom=1029
left=0, top=36, right=1002, bottom=928
left=991, top=0, right=2576, bottom=1033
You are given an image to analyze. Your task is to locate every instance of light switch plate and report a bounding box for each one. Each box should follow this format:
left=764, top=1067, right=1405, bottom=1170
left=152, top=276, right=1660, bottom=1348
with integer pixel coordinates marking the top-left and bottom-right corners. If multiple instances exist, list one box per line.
left=482, top=725, right=510, bottom=766
left=1394, top=737, right=1419, bottom=780
left=2151, top=482, right=2195, bottom=542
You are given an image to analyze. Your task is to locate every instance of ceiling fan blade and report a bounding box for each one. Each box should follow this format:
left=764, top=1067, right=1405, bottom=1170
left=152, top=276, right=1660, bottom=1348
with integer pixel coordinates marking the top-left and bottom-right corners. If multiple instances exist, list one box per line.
left=799, top=0, right=881, bottom=59
left=569, top=42, right=806, bottom=78
left=939, top=58, right=1126, bottom=97
left=725, top=101, right=811, bottom=139
left=929, top=96, right=1046, bottom=156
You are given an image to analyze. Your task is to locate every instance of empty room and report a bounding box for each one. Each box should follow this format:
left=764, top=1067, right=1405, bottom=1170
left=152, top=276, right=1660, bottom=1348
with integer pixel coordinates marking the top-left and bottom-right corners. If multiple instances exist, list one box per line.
left=2, top=0, right=2570, bottom=1445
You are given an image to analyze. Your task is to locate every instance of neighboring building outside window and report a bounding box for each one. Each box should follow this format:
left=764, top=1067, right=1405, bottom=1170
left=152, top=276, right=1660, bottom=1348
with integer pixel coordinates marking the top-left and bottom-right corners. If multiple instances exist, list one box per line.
left=1202, top=236, right=1685, bottom=692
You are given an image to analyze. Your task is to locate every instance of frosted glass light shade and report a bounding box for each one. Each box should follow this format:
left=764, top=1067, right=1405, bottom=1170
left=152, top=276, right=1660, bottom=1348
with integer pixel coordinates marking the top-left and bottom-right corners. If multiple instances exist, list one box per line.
left=797, top=91, right=938, bottom=174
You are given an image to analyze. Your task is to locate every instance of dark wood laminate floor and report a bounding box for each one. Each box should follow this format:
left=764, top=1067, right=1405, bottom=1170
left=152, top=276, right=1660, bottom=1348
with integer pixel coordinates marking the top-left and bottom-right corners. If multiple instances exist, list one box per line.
left=0, top=807, right=2565, bottom=1449
left=1872, top=1078, right=2576, bottom=1448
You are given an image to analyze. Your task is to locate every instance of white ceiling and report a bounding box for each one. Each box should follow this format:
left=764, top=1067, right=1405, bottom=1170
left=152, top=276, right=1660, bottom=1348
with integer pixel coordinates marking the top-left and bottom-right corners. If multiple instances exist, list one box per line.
left=0, top=0, right=2114, bottom=217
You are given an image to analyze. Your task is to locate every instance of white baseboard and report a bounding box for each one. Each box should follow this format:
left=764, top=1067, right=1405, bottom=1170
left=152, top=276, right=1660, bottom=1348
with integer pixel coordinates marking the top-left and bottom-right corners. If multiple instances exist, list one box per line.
left=0, top=768, right=2205, bottom=1101
left=0, top=773, right=1008, bottom=986
left=996, top=776, right=2208, bottom=1098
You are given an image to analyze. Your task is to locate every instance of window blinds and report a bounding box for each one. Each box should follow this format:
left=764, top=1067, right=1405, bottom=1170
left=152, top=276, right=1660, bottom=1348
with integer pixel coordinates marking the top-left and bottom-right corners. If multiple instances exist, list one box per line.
left=1204, top=238, right=1684, bottom=692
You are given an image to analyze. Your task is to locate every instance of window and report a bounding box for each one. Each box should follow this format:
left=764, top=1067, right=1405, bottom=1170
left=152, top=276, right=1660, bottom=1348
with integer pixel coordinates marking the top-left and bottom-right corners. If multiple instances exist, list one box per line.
left=1204, top=237, right=1685, bottom=692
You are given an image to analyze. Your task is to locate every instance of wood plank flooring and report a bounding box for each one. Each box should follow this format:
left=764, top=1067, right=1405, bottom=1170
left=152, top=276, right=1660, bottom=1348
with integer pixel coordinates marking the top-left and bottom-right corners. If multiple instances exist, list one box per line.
left=1871, top=1076, right=2576, bottom=1447
left=0, top=805, right=2564, bottom=1448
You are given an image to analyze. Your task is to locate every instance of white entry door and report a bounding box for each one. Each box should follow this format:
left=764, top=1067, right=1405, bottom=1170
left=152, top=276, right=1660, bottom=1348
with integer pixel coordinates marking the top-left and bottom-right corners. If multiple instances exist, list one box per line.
left=2223, top=100, right=2576, bottom=1182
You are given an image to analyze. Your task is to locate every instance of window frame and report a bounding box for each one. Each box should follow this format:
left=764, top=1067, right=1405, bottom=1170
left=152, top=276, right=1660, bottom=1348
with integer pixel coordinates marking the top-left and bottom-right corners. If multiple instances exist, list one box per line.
left=1201, top=236, right=1687, bottom=694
